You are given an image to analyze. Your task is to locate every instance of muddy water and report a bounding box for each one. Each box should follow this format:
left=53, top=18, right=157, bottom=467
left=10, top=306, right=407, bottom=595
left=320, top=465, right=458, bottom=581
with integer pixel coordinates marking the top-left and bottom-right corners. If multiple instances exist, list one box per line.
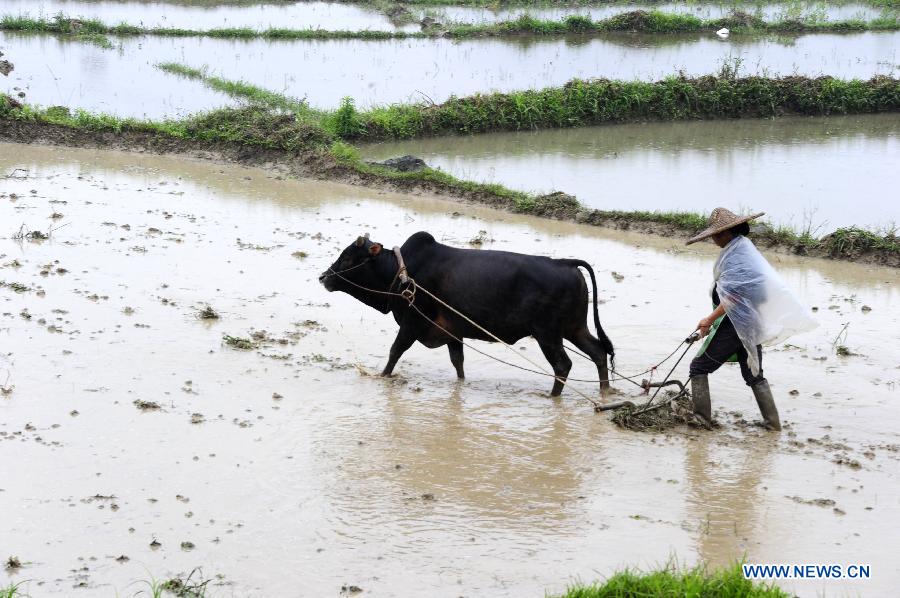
left=3, top=30, right=899, bottom=116
left=0, top=0, right=420, bottom=32
left=1, top=142, right=898, bottom=596
left=363, top=113, right=900, bottom=231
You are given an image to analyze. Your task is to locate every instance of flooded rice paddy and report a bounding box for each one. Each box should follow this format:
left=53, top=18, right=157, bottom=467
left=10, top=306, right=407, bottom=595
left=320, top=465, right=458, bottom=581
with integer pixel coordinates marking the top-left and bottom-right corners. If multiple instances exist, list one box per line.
left=0, top=1, right=891, bottom=32
left=0, top=0, right=420, bottom=32
left=363, top=113, right=900, bottom=232
left=1, top=143, right=899, bottom=596
left=2, top=29, right=899, bottom=116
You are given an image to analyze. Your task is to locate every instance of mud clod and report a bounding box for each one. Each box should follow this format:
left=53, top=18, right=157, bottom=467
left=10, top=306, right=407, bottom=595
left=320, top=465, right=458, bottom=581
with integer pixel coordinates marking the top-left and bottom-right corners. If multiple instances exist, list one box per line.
left=133, top=399, right=162, bottom=411
left=369, top=155, right=427, bottom=172
left=5, top=555, right=22, bottom=570
left=223, top=334, right=255, bottom=350
left=198, top=305, right=220, bottom=320
left=610, top=392, right=701, bottom=431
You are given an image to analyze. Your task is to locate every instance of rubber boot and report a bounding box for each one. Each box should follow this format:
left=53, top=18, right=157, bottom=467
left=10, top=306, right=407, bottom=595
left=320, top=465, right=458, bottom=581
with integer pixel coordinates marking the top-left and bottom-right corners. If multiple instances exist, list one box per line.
left=751, top=379, right=782, bottom=431
left=690, top=375, right=712, bottom=429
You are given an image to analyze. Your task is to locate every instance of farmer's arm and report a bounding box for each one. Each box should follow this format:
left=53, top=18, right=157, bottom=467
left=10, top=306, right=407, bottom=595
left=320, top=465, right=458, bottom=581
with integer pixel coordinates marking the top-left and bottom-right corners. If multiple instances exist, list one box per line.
left=697, top=304, right=726, bottom=337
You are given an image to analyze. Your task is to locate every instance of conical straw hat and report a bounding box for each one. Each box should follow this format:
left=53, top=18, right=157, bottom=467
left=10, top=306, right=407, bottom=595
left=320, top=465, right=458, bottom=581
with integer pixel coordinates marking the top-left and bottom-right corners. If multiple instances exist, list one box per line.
left=685, top=207, right=765, bottom=245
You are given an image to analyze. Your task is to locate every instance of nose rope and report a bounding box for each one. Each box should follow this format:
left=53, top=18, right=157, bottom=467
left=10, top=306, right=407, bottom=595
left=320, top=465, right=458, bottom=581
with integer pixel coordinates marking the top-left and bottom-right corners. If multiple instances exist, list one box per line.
left=321, top=257, right=373, bottom=279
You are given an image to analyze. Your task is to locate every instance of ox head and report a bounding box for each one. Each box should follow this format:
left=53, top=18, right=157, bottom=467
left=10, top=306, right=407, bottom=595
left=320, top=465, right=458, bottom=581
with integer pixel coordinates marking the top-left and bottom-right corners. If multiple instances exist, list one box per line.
left=319, top=233, right=390, bottom=311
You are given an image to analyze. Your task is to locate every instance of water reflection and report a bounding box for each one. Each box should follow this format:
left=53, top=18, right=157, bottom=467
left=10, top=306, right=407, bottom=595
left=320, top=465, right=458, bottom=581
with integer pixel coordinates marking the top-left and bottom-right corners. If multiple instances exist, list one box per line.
left=683, top=434, right=777, bottom=567
left=362, top=114, right=900, bottom=231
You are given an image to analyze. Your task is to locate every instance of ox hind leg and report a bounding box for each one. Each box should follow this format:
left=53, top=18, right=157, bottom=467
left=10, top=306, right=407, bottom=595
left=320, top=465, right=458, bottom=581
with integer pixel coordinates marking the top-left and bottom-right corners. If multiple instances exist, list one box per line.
left=536, top=336, right=572, bottom=397
left=567, top=329, right=611, bottom=395
left=447, top=340, right=465, bottom=380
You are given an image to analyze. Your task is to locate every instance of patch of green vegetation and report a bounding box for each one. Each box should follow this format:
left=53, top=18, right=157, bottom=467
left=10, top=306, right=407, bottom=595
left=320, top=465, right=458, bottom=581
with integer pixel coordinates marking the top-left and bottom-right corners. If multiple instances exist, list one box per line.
left=223, top=334, right=255, bottom=350
left=0, top=281, right=30, bottom=293
left=160, top=568, right=211, bottom=597
left=0, top=13, right=116, bottom=47
left=351, top=75, right=900, bottom=140
left=598, top=210, right=710, bottom=230
left=157, top=63, right=311, bottom=115
left=821, top=226, right=900, bottom=256
left=1, top=582, right=26, bottom=598
left=560, top=562, right=789, bottom=597
left=74, top=32, right=114, bottom=48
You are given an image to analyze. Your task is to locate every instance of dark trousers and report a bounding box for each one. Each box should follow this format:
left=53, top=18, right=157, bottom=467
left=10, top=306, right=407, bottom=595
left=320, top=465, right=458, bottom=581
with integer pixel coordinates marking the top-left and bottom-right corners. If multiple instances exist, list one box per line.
left=689, top=316, right=764, bottom=387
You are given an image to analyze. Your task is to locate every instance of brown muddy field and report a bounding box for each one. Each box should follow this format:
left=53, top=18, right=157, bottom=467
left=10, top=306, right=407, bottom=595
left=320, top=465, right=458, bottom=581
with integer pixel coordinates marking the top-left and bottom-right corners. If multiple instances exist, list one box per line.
left=1, top=143, right=899, bottom=596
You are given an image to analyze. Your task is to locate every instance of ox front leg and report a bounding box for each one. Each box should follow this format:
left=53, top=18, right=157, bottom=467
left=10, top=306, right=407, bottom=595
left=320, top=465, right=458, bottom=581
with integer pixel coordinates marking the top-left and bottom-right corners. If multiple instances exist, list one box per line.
left=536, top=337, right=572, bottom=397
left=448, top=341, right=465, bottom=380
left=382, top=325, right=417, bottom=377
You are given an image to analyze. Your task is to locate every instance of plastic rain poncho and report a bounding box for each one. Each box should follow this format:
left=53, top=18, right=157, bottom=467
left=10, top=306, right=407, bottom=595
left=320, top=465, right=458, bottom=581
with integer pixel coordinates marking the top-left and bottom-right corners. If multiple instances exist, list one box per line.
left=713, top=235, right=818, bottom=376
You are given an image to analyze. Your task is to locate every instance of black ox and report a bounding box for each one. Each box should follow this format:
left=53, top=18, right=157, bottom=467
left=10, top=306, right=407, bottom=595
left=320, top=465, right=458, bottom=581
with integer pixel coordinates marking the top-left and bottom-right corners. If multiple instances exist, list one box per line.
left=319, top=231, right=614, bottom=396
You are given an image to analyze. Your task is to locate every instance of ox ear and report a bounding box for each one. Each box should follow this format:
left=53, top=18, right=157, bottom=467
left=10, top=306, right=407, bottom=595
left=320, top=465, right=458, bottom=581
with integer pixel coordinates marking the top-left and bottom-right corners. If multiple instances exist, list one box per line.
left=355, top=235, right=365, bottom=246
left=369, top=243, right=382, bottom=256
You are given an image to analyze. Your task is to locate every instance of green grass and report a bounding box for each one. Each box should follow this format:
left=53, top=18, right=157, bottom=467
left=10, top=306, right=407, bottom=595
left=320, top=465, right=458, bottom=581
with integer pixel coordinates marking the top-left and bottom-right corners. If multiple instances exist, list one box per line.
left=2, top=582, right=26, bottom=598
left=1, top=10, right=897, bottom=41
left=560, top=562, right=789, bottom=597
left=157, top=63, right=311, bottom=115
left=348, top=75, right=900, bottom=141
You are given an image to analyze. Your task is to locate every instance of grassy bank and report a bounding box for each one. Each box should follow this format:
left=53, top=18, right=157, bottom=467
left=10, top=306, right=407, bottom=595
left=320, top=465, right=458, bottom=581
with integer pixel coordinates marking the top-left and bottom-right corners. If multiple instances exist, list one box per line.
left=2, top=90, right=898, bottom=266
left=1, top=11, right=898, bottom=42
left=330, top=75, right=900, bottom=140
left=371, top=0, right=900, bottom=7
left=148, top=63, right=900, bottom=142
left=560, top=562, right=789, bottom=597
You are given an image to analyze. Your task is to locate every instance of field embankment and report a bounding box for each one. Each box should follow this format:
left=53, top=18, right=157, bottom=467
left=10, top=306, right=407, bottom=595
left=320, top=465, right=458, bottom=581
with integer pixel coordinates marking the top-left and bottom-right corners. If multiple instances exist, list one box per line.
left=1, top=11, right=898, bottom=42
left=2, top=76, right=899, bottom=267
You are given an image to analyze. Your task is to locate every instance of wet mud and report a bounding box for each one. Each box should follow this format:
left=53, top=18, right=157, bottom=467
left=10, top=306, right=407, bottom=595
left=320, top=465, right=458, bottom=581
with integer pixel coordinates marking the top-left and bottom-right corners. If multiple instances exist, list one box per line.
left=1, top=142, right=898, bottom=596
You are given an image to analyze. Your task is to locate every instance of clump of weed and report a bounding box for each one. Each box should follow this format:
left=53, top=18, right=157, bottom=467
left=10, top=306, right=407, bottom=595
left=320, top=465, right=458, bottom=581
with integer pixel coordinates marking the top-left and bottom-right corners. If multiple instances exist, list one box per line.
left=197, top=305, right=219, bottom=320
left=0, top=281, right=30, bottom=293
left=327, top=97, right=365, bottom=139
left=468, top=230, right=489, bottom=246
left=223, top=334, right=255, bottom=350
left=4, top=556, right=21, bottom=571
left=133, top=399, right=162, bottom=411
left=1, top=581, right=26, bottom=597
left=821, top=226, right=900, bottom=257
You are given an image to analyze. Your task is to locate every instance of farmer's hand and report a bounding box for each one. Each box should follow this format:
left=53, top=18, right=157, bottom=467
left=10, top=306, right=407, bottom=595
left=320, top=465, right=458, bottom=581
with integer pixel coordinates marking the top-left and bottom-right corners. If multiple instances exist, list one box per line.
left=697, top=316, right=715, bottom=337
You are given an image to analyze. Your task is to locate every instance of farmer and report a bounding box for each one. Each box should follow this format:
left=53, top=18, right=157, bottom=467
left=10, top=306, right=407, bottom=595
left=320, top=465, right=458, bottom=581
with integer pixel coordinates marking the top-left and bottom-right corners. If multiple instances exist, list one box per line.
left=686, top=208, right=817, bottom=431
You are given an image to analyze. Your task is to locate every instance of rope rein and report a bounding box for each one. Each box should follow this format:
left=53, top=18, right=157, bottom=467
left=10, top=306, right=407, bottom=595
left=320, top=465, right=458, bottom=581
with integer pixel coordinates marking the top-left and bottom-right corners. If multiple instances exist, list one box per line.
left=327, top=250, right=696, bottom=411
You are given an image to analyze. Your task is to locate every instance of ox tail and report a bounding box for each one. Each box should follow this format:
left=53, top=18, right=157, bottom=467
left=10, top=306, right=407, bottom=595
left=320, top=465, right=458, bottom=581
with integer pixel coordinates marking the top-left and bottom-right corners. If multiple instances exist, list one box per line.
left=564, top=259, right=615, bottom=360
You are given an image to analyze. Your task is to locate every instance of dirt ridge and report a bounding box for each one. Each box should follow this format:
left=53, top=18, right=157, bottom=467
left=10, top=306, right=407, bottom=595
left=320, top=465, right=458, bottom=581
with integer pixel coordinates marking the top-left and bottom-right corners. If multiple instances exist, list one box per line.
left=2, top=119, right=897, bottom=269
